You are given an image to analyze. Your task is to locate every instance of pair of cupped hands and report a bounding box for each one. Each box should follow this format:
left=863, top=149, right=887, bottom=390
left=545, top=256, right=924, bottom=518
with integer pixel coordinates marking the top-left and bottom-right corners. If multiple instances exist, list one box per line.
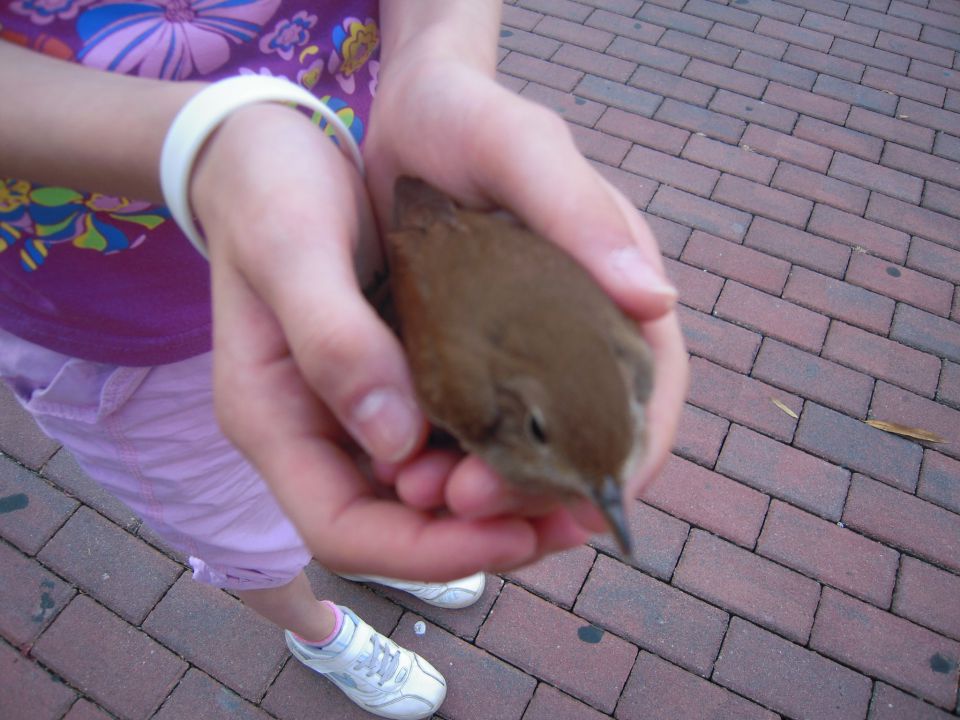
left=190, top=55, right=688, bottom=582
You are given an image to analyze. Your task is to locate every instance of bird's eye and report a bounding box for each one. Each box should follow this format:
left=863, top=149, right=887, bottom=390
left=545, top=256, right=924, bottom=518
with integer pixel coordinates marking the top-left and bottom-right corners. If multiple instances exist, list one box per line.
left=527, top=409, right=548, bottom=445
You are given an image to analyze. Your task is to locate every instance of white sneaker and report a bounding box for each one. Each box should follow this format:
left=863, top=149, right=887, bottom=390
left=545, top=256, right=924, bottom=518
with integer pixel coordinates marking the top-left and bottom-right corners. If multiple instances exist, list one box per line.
left=341, top=572, right=486, bottom=609
left=285, top=606, right=446, bottom=720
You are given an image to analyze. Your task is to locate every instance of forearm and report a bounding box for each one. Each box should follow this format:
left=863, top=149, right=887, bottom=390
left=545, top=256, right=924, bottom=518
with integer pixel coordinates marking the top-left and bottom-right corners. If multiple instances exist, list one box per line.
left=378, top=0, right=502, bottom=75
left=0, top=41, right=202, bottom=202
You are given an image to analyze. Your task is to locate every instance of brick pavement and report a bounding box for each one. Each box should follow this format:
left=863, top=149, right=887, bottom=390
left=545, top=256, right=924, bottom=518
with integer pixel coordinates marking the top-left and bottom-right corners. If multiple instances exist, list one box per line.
left=2, top=0, right=960, bottom=717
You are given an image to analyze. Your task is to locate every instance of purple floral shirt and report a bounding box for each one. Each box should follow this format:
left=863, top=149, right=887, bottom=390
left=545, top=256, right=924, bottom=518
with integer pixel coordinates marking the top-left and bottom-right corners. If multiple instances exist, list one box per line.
left=0, top=0, right=379, bottom=364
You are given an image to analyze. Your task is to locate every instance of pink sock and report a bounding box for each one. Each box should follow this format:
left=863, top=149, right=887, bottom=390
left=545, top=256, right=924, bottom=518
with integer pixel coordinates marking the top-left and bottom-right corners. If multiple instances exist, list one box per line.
left=296, top=600, right=343, bottom=647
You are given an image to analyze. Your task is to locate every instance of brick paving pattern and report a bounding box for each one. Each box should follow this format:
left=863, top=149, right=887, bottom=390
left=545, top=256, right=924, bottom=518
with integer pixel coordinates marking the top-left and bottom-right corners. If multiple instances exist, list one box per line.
left=2, top=0, right=960, bottom=717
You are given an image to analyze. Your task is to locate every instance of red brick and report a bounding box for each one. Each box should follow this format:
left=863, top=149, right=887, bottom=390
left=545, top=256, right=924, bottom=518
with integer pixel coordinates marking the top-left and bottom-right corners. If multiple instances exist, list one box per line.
left=609, top=36, right=689, bottom=74
left=710, top=24, right=787, bottom=59
left=42, top=449, right=138, bottom=531
left=503, top=545, right=594, bottom=609
left=62, top=699, right=113, bottom=720
left=794, top=114, right=883, bottom=162
left=913, top=224, right=960, bottom=288
left=823, top=321, right=941, bottom=397
left=714, top=618, right=872, bottom=720
left=744, top=216, right=851, bottom=278
left=733, top=49, right=817, bottom=89
left=808, top=204, right=910, bottom=263
left=585, top=9, right=666, bottom=45
left=869, top=683, right=957, bottom=720
left=0, top=387, right=59, bottom=471
left=849, top=106, right=936, bottom=153
left=498, top=71, right=528, bottom=93
left=675, top=530, right=820, bottom=642
left=142, top=575, right=287, bottom=701
left=939, top=131, right=960, bottom=162
left=591, top=162, right=658, bottom=209
left=683, top=58, right=767, bottom=98
left=518, top=0, right=591, bottom=21
left=878, top=31, right=954, bottom=68
left=661, top=29, right=741, bottom=67
left=642, top=453, right=769, bottom=547
left=636, top=3, right=712, bottom=36
left=890, top=0, right=960, bottom=32
left=924, top=182, right=960, bottom=220
left=681, top=134, right=778, bottom=183
left=814, top=74, right=898, bottom=116
left=844, top=474, right=960, bottom=573
left=500, top=52, right=583, bottom=93
left=520, top=82, right=605, bottom=125
left=499, top=27, right=562, bottom=59
left=654, top=98, right=747, bottom=144
left=533, top=15, right=612, bottom=51
left=811, top=587, right=960, bottom=709
left=579, top=0, right=643, bottom=15
left=783, top=265, right=895, bottom=334
left=33, top=596, right=186, bottom=719
left=731, top=0, right=804, bottom=23
left=501, top=4, right=542, bottom=31
left=677, top=303, right=762, bottom=372
left=920, top=451, right=960, bottom=515
left=847, top=253, right=954, bottom=316
left=262, top=651, right=376, bottom=719
left=0, top=457, right=77, bottom=556
left=596, top=107, right=690, bottom=153
left=590, top=499, right=691, bottom=580
left=153, top=668, right=273, bottom=720
left=922, top=25, right=960, bottom=53
left=872, top=381, right=960, bottom=461
left=709, top=88, right=799, bottom=132
left=396, top=613, right=536, bottom=720
left=801, top=10, right=879, bottom=44
left=521, top=683, right=609, bottom=720
left=629, top=65, right=714, bottom=107
left=940, top=360, right=960, bottom=409
left=899, top=98, right=960, bottom=135
left=685, top=0, right=760, bottom=31
left=742, top=123, right=833, bottom=171
left=477, top=584, right=636, bottom=712
left=753, top=337, right=875, bottom=417
left=663, top=257, right=723, bottom=312
left=831, top=38, right=910, bottom=74
left=862, top=67, right=946, bottom=106
left=645, top=213, right=692, bottom=258
left=756, top=16, right=832, bottom=51
left=648, top=186, right=752, bottom=241
left=772, top=162, right=869, bottom=214
left=619, top=651, right=777, bottom=720
left=783, top=45, right=866, bottom=83
left=673, top=402, right=730, bottom=467
left=759, top=500, right=898, bottom=607
left=575, top=554, right=727, bottom=677
left=894, top=556, right=960, bottom=641
left=552, top=43, right=635, bottom=82
left=683, top=231, right=791, bottom=294
left=891, top=303, right=960, bottom=363
left=907, top=60, right=960, bottom=93
left=0, top=542, right=74, bottom=646
left=716, top=279, right=831, bottom=353
left=623, top=145, right=720, bottom=195
left=883, top=143, right=960, bottom=190
left=717, top=424, right=850, bottom=520
left=575, top=75, right=664, bottom=120
left=796, top=404, right=923, bottom=491
left=567, top=123, right=631, bottom=165
left=763, top=81, right=850, bottom=124
left=37, top=507, right=181, bottom=625
left=846, top=6, right=921, bottom=39
left=713, top=174, right=813, bottom=228
left=0, top=641, right=76, bottom=720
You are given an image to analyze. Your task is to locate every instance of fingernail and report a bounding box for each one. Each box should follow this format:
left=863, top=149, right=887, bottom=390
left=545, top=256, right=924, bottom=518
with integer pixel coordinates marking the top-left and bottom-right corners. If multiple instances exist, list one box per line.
left=351, top=388, right=420, bottom=462
left=609, top=246, right=677, bottom=299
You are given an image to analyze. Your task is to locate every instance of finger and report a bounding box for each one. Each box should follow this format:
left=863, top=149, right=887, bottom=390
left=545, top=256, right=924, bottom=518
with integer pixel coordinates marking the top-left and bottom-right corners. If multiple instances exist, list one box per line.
left=531, top=508, right=593, bottom=555
left=394, top=449, right=461, bottom=510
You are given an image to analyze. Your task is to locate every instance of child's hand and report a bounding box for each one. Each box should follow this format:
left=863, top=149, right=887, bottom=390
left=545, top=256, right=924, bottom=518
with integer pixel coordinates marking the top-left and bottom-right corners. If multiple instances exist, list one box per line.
left=362, top=14, right=689, bottom=522
left=189, top=102, right=588, bottom=581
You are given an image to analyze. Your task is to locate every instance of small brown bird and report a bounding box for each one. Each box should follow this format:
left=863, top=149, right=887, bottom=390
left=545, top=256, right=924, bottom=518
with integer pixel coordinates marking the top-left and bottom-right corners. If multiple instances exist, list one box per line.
left=385, top=177, right=654, bottom=554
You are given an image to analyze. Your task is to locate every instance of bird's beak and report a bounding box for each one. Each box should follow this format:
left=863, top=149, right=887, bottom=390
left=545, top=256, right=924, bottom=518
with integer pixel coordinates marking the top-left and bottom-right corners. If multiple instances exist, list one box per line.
left=592, top=475, right=632, bottom=556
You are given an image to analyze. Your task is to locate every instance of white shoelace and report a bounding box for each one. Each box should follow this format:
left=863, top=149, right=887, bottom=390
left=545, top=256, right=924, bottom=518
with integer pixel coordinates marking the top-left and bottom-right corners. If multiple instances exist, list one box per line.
left=356, top=634, right=401, bottom=686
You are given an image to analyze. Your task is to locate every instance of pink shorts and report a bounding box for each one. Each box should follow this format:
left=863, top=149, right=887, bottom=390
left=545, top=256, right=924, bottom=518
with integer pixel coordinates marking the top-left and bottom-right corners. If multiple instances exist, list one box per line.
left=0, top=329, right=311, bottom=590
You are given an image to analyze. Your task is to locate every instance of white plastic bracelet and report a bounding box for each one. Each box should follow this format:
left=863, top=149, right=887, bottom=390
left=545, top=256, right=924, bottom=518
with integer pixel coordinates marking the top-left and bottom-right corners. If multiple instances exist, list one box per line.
left=159, top=75, right=364, bottom=260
